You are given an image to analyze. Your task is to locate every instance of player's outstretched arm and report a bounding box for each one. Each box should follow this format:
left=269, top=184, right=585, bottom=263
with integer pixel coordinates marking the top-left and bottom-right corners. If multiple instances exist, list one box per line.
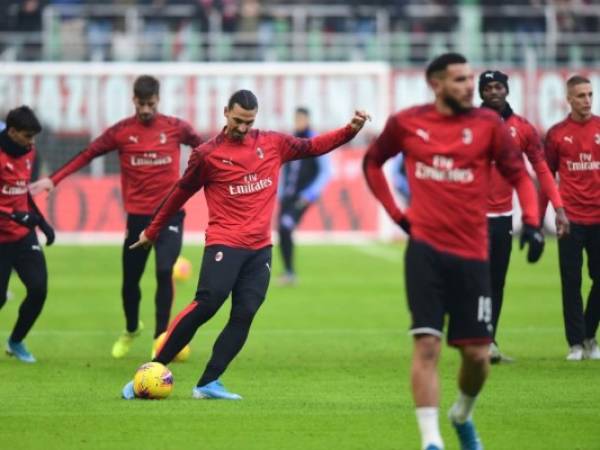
left=279, top=110, right=371, bottom=161
left=31, top=127, right=119, bottom=195
left=29, top=177, right=54, bottom=195
left=131, top=148, right=208, bottom=250
left=349, top=110, right=371, bottom=132
left=135, top=184, right=196, bottom=249
left=129, top=230, right=152, bottom=250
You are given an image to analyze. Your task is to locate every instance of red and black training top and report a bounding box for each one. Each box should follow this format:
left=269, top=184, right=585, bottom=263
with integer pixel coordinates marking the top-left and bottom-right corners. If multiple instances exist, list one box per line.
left=50, top=114, right=203, bottom=215
left=488, top=112, right=563, bottom=215
left=544, top=115, right=600, bottom=224
left=364, top=104, right=539, bottom=261
left=0, top=145, right=36, bottom=243
left=145, top=125, right=358, bottom=249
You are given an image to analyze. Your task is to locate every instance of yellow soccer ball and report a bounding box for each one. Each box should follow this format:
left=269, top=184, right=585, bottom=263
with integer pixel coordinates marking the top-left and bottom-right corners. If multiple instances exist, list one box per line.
left=153, top=332, right=191, bottom=363
left=133, top=362, right=173, bottom=399
left=172, top=256, right=192, bottom=282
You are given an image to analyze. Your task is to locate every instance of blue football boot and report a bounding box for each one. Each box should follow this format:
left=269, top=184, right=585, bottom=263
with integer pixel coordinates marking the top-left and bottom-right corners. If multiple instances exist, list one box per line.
left=121, top=380, right=135, bottom=400
left=192, top=380, right=242, bottom=400
left=6, top=339, right=36, bottom=363
left=452, top=418, right=484, bottom=450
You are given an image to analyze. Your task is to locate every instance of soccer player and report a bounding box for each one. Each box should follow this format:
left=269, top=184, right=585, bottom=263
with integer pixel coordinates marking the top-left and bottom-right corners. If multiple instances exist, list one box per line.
left=277, top=107, right=332, bottom=285
left=543, top=75, right=600, bottom=361
left=29, top=75, right=203, bottom=358
left=363, top=53, right=541, bottom=450
left=479, top=70, right=569, bottom=363
left=121, top=89, right=369, bottom=400
left=0, top=106, right=54, bottom=363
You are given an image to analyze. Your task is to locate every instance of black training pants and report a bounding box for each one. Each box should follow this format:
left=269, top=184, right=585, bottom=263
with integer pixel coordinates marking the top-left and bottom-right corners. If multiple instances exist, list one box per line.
left=122, top=211, right=184, bottom=337
left=0, top=232, right=47, bottom=342
left=154, top=244, right=272, bottom=386
left=488, top=215, right=513, bottom=341
left=558, top=222, right=600, bottom=346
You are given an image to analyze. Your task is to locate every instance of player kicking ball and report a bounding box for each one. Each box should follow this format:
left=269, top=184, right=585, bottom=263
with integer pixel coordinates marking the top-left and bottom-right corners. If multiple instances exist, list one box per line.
left=121, top=90, right=369, bottom=400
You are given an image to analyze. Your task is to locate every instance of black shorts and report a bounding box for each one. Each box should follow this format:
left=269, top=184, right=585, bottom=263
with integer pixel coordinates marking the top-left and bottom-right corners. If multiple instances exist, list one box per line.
left=194, top=244, right=272, bottom=305
left=278, top=197, right=310, bottom=230
left=124, top=210, right=185, bottom=269
left=405, top=239, right=493, bottom=346
left=0, top=231, right=47, bottom=306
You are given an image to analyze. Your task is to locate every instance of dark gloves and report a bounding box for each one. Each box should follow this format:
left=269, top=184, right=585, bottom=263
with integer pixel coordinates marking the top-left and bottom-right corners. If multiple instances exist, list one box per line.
left=519, top=224, right=544, bottom=263
left=398, top=217, right=411, bottom=235
left=10, top=210, right=41, bottom=227
left=38, top=219, right=55, bottom=246
left=9, top=210, right=54, bottom=246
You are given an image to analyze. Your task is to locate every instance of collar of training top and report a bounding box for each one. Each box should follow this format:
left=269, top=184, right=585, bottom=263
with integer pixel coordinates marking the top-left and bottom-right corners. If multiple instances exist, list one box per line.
left=0, top=129, right=32, bottom=158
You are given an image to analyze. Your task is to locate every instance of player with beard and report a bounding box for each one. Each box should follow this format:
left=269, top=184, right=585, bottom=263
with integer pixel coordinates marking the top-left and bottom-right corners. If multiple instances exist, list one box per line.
left=29, top=75, right=203, bottom=358
left=120, top=90, right=369, bottom=400
left=363, top=53, right=541, bottom=450
left=479, top=70, right=569, bottom=363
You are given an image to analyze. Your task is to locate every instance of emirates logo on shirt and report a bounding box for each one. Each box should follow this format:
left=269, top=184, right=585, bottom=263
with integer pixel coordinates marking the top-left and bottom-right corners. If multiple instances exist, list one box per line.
left=415, top=155, right=474, bottom=184
left=1, top=180, right=28, bottom=195
left=130, top=152, right=173, bottom=166
left=566, top=153, right=600, bottom=172
left=228, top=172, right=273, bottom=196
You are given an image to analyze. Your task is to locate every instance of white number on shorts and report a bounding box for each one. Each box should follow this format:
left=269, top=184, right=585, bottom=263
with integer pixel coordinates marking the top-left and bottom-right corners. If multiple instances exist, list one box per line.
left=477, top=296, right=492, bottom=323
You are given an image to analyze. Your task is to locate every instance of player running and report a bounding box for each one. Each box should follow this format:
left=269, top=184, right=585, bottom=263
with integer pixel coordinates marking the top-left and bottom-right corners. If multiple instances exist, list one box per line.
left=29, top=75, right=203, bottom=358
left=363, top=53, right=541, bottom=450
left=543, top=75, right=600, bottom=361
left=1, top=106, right=54, bottom=363
left=479, top=69, right=569, bottom=363
left=121, top=89, right=369, bottom=400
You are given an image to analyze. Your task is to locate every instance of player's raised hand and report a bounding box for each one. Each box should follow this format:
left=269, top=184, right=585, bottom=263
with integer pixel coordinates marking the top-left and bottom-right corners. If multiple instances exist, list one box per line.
left=29, top=177, right=55, bottom=195
left=349, top=110, right=371, bottom=132
left=555, top=207, right=570, bottom=238
left=129, top=230, right=153, bottom=250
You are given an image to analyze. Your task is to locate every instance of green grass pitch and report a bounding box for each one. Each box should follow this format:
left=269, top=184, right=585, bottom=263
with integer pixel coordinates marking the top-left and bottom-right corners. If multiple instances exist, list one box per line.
left=2, top=242, right=599, bottom=450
